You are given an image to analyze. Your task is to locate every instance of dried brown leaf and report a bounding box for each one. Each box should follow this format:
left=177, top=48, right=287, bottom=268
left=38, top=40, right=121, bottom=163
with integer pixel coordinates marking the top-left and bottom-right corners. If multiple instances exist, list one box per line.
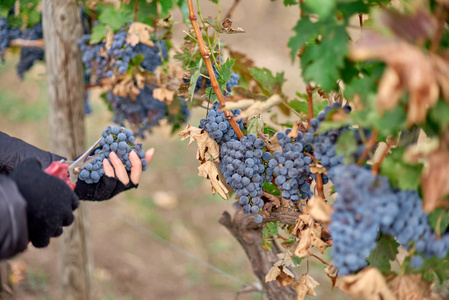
left=288, top=121, right=301, bottom=138
left=233, top=95, right=283, bottom=120
left=262, top=134, right=282, bottom=152
left=309, top=196, right=333, bottom=223
left=421, top=148, right=449, bottom=212
left=265, top=266, right=281, bottom=283
left=126, top=22, right=155, bottom=47
left=179, top=124, right=219, bottom=163
left=198, top=161, right=229, bottom=200
left=350, top=30, right=439, bottom=125
left=105, top=28, right=114, bottom=50
left=340, top=267, right=396, bottom=300
left=221, top=99, right=255, bottom=110
left=388, top=274, right=438, bottom=300
left=324, top=265, right=340, bottom=288
left=293, top=274, right=320, bottom=300
left=153, top=88, right=175, bottom=104
left=310, top=164, right=327, bottom=175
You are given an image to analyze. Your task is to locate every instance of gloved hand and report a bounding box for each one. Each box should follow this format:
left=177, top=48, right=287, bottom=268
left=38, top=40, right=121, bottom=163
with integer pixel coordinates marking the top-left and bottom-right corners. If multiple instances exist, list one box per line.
left=9, top=158, right=79, bottom=248
left=75, top=149, right=154, bottom=201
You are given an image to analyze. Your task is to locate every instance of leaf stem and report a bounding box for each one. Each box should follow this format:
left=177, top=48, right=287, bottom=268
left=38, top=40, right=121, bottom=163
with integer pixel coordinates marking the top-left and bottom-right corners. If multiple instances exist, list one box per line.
left=187, top=0, right=244, bottom=139
left=306, top=84, right=314, bottom=122
left=357, top=128, right=378, bottom=166
left=134, top=0, right=139, bottom=22
left=311, top=254, right=330, bottom=266
left=372, top=136, right=395, bottom=176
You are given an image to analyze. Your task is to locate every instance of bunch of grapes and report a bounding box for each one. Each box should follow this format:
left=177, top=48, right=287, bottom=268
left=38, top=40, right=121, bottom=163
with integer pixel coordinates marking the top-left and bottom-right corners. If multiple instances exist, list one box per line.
left=78, top=24, right=168, bottom=79
left=329, top=164, right=395, bottom=275
left=17, top=22, right=45, bottom=79
left=106, top=84, right=168, bottom=137
left=268, top=129, right=313, bottom=202
left=0, top=17, right=20, bottom=60
left=218, top=134, right=268, bottom=223
left=199, top=102, right=244, bottom=145
left=195, top=70, right=240, bottom=95
left=78, top=126, right=147, bottom=183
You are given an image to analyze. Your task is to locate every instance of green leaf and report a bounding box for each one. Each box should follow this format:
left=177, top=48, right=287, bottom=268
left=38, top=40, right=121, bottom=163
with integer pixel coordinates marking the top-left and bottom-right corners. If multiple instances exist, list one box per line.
left=300, top=25, right=348, bottom=91
left=429, top=99, right=449, bottom=131
left=380, top=148, right=423, bottom=191
left=188, top=69, right=201, bottom=102
left=90, top=24, right=108, bottom=43
left=304, top=0, right=336, bottom=19
left=289, top=98, right=328, bottom=117
left=247, top=118, right=264, bottom=136
left=336, top=0, right=370, bottom=19
left=367, top=234, right=399, bottom=273
left=428, top=208, right=449, bottom=235
left=288, top=18, right=322, bottom=61
left=249, top=67, right=285, bottom=96
left=263, top=181, right=281, bottom=196
left=292, top=255, right=304, bottom=267
left=267, top=222, right=279, bottom=235
left=375, top=105, right=406, bottom=139
left=336, top=130, right=358, bottom=160
left=416, top=254, right=449, bottom=284
left=98, top=7, right=134, bottom=31
left=160, top=0, right=175, bottom=18
left=261, top=227, right=273, bottom=251
left=217, top=58, right=235, bottom=86
left=284, top=0, right=299, bottom=5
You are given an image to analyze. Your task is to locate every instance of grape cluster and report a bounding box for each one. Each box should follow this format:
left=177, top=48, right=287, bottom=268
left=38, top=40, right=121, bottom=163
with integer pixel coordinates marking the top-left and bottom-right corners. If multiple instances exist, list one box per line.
left=268, top=129, right=313, bottom=202
left=78, top=24, right=168, bottom=79
left=219, top=134, right=269, bottom=223
left=199, top=102, right=244, bottom=145
left=329, top=164, right=395, bottom=275
left=195, top=70, right=240, bottom=95
left=330, top=163, right=449, bottom=275
left=106, top=84, right=168, bottom=137
left=0, top=17, right=20, bottom=60
left=78, top=126, right=147, bottom=183
left=16, top=22, right=45, bottom=79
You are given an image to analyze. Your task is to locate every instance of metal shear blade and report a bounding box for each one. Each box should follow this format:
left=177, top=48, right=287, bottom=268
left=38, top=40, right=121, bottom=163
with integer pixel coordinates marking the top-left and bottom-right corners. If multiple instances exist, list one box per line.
left=67, top=138, right=106, bottom=183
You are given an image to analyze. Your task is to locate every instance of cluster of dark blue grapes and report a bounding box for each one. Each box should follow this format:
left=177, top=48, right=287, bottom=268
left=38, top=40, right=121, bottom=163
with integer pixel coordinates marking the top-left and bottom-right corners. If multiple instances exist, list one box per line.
left=78, top=24, right=168, bottom=79
left=199, top=102, right=244, bottom=145
left=106, top=84, right=168, bottom=137
left=79, top=126, right=147, bottom=183
left=195, top=70, right=240, bottom=95
left=16, top=22, right=45, bottom=79
left=268, top=129, right=313, bottom=202
left=219, top=134, right=270, bottom=223
left=329, top=163, right=449, bottom=274
left=0, top=17, right=20, bottom=60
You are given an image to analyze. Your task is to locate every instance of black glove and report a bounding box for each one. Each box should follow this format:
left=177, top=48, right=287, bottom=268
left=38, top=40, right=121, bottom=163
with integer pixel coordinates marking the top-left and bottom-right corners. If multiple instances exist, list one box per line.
left=74, top=175, right=138, bottom=201
left=9, top=158, right=79, bottom=248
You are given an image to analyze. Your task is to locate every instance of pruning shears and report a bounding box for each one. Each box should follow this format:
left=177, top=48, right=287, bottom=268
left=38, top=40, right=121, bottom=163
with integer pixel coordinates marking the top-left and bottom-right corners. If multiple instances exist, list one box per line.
left=44, top=138, right=105, bottom=190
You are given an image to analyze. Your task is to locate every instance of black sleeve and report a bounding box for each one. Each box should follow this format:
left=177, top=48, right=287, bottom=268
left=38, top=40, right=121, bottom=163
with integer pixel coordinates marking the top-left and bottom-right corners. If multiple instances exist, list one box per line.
left=0, top=175, right=29, bottom=260
left=0, top=132, right=65, bottom=175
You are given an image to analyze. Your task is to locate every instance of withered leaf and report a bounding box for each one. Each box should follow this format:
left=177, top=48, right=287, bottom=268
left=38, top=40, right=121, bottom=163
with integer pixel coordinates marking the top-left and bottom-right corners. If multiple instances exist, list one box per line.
left=233, top=95, right=283, bottom=120
left=294, top=224, right=328, bottom=257
left=265, top=265, right=295, bottom=287
left=221, top=99, right=255, bottom=110
left=293, top=274, right=320, bottom=300
left=388, top=274, right=437, bottom=300
left=265, top=266, right=281, bottom=283
left=179, top=124, right=219, bottom=163
left=262, top=134, right=283, bottom=152
left=153, top=88, right=175, bottom=104
left=198, top=161, right=229, bottom=200
left=350, top=30, right=439, bottom=126
left=288, top=121, right=301, bottom=138
left=421, top=148, right=449, bottom=212
left=105, top=28, right=114, bottom=50
left=309, top=196, right=333, bottom=223
left=340, top=267, right=396, bottom=300
left=126, top=22, right=155, bottom=47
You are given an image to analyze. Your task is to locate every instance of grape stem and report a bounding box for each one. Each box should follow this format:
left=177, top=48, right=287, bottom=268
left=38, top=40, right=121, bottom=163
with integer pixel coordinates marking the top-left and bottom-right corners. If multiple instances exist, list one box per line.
left=356, top=128, right=378, bottom=166
left=9, top=38, right=45, bottom=48
left=315, top=174, right=325, bottom=200
left=186, top=0, right=244, bottom=139
left=372, top=136, right=395, bottom=176
left=306, top=84, right=314, bottom=122
left=311, top=254, right=330, bottom=266
left=134, top=0, right=139, bottom=22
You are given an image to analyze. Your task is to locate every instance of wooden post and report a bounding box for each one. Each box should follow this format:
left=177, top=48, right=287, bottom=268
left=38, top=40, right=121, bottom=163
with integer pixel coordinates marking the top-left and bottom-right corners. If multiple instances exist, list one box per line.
left=42, top=1, right=92, bottom=299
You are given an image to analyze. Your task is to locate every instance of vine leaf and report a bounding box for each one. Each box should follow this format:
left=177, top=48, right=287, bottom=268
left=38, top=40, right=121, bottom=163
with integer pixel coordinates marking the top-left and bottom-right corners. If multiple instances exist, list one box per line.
left=288, top=18, right=322, bottom=61
left=293, top=215, right=328, bottom=257
left=153, top=88, right=175, bottom=104
left=308, top=196, right=332, bottom=223
left=293, top=274, right=320, bottom=300
left=350, top=30, right=439, bottom=126
left=249, top=67, right=285, bottom=96
left=126, top=22, right=155, bottom=47
left=265, top=266, right=294, bottom=287
left=340, top=267, right=396, bottom=300
left=367, top=235, right=399, bottom=274
left=388, top=274, right=435, bottom=300
left=179, top=124, right=219, bottom=163
left=197, top=161, right=229, bottom=200
left=421, top=148, right=449, bottom=212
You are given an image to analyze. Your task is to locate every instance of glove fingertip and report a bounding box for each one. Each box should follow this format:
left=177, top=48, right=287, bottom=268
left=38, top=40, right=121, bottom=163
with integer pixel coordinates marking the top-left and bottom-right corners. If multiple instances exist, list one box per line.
left=63, top=213, right=75, bottom=226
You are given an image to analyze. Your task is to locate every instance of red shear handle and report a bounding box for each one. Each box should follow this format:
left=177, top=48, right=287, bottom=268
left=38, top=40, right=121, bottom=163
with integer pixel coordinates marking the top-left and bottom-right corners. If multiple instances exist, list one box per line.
left=44, top=161, right=76, bottom=191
